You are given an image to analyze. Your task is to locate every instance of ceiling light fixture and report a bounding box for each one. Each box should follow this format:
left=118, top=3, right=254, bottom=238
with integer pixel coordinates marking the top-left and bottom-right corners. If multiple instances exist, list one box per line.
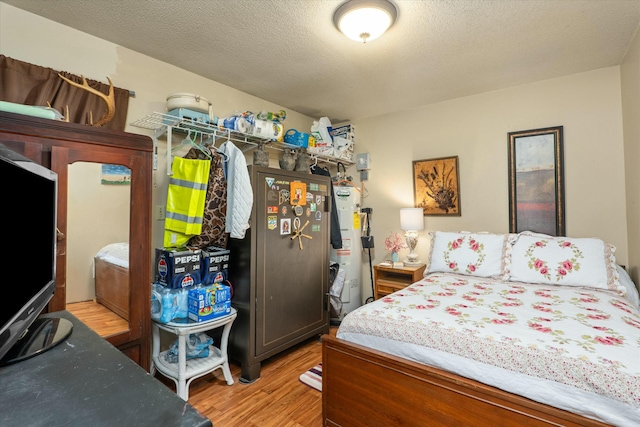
left=333, top=0, right=398, bottom=43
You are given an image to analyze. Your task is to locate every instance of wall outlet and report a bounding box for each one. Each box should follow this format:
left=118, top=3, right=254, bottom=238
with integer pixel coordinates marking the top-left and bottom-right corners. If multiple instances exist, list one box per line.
left=155, top=205, right=165, bottom=221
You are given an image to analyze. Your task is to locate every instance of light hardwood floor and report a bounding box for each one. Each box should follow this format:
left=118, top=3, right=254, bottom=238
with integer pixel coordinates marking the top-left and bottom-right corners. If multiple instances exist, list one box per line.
left=67, top=300, right=333, bottom=427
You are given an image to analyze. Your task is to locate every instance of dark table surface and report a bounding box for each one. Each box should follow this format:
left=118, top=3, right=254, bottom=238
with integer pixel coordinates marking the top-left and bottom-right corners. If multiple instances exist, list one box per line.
left=0, top=310, right=212, bottom=427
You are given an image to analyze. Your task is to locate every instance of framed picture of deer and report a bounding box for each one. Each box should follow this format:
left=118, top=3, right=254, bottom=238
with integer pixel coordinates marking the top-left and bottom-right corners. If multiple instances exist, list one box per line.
left=412, top=156, right=461, bottom=216
left=508, top=126, right=564, bottom=236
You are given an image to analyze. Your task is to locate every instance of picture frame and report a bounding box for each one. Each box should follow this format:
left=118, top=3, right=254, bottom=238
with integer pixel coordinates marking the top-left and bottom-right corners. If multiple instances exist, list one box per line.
left=412, top=156, right=461, bottom=216
left=280, top=218, right=291, bottom=235
left=101, top=164, right=131, bottom=185
left=508, top=126, right=564, bottom=236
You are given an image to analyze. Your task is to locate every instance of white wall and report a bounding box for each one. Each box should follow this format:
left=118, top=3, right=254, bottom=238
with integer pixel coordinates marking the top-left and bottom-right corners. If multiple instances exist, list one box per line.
left=0, top=3, right=314, bottom=302
left=66, top=163, right=131, bottom=303
left=1, top=3, right=634, bottom=305
left=621, top=26, right=640, bottom=285
left=351, top=68, right=629, bottom=302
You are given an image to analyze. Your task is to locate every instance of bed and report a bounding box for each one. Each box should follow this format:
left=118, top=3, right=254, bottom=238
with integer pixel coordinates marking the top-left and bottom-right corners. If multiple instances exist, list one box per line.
left=94, top=242, right=130, bottom=320
left=322, top=231, right=640, bottom=427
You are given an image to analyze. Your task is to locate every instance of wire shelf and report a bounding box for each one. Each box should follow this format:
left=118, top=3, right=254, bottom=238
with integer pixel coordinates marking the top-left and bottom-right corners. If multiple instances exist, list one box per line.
left=130, top=112, right=353, bottom=171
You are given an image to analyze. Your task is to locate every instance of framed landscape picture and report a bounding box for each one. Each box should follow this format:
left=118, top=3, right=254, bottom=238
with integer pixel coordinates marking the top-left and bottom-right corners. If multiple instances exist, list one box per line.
left=101, top=164, right=131, bottom=185
left=412, top=156, right=460, bottom=216
left=508, top=126, right=564, bottom=236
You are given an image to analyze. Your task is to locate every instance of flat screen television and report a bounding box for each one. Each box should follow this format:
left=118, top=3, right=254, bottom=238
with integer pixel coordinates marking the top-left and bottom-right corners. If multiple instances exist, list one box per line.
left=0, top=143, right=72, bottom=365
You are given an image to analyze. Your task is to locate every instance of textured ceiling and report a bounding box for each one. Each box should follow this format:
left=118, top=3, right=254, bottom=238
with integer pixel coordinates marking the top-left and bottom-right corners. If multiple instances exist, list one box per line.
left=3, top=0, right=640, bottom=123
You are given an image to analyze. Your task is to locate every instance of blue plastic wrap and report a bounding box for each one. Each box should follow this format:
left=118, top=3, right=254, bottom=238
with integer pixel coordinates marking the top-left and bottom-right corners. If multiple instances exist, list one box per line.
left=151, top=283, right=190, bottom=323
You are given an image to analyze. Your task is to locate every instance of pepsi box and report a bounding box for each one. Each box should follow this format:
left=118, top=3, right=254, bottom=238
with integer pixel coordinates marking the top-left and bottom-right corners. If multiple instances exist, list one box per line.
left=188, top=283, right=232, bottom=322
left=155, top=248, right=202, bottom=289
left=201, top=246, right=230, bottom=285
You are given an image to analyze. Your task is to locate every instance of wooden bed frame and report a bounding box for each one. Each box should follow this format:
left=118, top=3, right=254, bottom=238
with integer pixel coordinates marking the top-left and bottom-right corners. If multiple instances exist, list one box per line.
left=94, top=257, right=129, bottom=321
left=322, top=334, right=611, bottom=427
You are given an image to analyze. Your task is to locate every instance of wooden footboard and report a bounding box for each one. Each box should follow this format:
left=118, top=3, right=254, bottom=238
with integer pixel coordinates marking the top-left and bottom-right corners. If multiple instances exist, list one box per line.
left=94, top=257, right=129, bottom=321
left=322, top=335, right=610, bottom=427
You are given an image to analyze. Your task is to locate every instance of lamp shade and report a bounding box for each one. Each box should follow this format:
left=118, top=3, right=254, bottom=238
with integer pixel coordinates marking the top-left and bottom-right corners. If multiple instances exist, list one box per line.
left=400, top=208, right=424, bottom=231
left=333, top=0, right=398, bottom=43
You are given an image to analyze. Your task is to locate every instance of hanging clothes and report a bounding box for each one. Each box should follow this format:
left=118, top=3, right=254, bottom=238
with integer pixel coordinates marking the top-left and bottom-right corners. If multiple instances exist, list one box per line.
left=220, top=140, right=252, bottom=239
left=311, top=164, right=342, bottom=249
left=329, top=262, right=346, bottom=318
left=185, top=147, right=229, bottom=249
left=164, top=156, right=211, bottom=248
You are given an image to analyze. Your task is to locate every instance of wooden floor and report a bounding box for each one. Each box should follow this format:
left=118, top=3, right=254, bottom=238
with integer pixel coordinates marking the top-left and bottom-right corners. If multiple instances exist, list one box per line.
left=67, top=300, right=334, bottom=427
left=66, top=300, right=128, bottom=337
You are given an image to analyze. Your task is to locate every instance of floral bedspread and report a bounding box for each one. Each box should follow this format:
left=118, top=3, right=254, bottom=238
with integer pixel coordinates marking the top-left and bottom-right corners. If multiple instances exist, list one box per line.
left=338, top=273, right=640, bottom=407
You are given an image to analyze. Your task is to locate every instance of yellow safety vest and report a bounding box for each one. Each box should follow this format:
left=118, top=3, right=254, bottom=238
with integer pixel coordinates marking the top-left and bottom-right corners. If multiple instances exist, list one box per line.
left=164, top=156, right=210, bottom=247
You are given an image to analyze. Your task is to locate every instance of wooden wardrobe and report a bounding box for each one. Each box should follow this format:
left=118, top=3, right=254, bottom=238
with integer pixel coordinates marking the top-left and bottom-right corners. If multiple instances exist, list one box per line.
left=0, top=111, right=153, bottom=370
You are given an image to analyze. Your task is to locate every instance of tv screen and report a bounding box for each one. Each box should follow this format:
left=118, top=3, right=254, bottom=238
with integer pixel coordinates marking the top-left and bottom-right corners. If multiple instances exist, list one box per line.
left=0, top=143, right=71, bottom=363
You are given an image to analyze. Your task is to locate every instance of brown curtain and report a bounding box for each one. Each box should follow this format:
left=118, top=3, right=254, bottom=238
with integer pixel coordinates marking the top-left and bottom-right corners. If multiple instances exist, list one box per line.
left=0, top=55, right=130, bottom=131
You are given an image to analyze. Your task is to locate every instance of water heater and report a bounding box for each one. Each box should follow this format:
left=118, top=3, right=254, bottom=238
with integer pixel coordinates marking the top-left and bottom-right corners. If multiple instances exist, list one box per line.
left=330, top=186, right=362, bottom=321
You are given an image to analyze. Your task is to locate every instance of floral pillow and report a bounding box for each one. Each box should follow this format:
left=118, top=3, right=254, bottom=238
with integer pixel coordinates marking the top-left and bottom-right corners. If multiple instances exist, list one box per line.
left=508, top=233, right=626, bottom=295
left=426, top=231, right=509, bottom=278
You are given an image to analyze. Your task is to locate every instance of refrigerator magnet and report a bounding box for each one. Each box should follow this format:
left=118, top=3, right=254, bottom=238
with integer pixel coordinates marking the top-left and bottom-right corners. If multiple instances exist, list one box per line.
left=280, top=218, right=291, bottom=235
left=290, top=181, right=306, bottom=206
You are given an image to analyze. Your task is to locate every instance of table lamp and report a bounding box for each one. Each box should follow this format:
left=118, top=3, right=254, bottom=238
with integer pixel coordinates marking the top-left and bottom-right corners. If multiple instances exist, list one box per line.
left=400, top=208, right=424, bottom=266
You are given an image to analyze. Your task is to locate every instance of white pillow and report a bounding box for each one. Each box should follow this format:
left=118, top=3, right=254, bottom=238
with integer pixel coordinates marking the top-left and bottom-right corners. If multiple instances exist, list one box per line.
left=509, top=233, right=626, bottom=295
left=617, top=265, right=640, bottom=308
left=426, top=231, right=508, bottom=278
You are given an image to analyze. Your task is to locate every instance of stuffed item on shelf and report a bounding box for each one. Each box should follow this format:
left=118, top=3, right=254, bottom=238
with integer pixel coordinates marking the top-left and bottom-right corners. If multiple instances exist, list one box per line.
left=253, top=142, right=270, bottom=166
left=279, top=149, right=296, bottom=171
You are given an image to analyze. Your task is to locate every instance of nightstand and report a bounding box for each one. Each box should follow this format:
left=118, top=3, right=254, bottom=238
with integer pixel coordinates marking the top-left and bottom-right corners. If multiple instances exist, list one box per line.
left=373, top=263, right=426, bottom=299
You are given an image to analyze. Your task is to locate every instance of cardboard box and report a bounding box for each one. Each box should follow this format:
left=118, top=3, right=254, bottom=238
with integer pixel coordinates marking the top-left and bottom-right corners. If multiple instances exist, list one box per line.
left=201, top=246, right=230, bottom=285
left=188, top=283, right=232, bottom=322
left=331, top=124, right=356, bottom=141
left=155, top=248, right=202, bottom=289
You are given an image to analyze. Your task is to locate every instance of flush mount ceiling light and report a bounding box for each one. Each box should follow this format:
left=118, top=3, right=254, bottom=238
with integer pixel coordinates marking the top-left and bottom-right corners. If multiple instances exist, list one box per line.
left=333, top=0, right=398, bottom=43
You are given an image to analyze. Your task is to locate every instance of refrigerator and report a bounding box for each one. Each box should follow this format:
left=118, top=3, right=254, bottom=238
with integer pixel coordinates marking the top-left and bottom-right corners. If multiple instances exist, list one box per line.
left=227, top=166, right=331, bottom=382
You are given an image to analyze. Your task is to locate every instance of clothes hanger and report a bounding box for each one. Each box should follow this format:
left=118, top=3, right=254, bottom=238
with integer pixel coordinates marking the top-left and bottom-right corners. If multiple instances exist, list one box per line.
left=218, top=149, right=229, bottom=163
left=171, top=130, right=212, bottom=160
left=218, top=129, right=232, bottom=162
left=171, top=129, right=192, bottom=152
left=205, top=129, right=229, bottom=163
left=196, top=132, right=213, bottom=160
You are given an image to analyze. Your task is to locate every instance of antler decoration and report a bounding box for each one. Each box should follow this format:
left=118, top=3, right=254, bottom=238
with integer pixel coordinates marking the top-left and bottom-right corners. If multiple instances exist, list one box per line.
left=58, top=74, right=116, bottom=127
